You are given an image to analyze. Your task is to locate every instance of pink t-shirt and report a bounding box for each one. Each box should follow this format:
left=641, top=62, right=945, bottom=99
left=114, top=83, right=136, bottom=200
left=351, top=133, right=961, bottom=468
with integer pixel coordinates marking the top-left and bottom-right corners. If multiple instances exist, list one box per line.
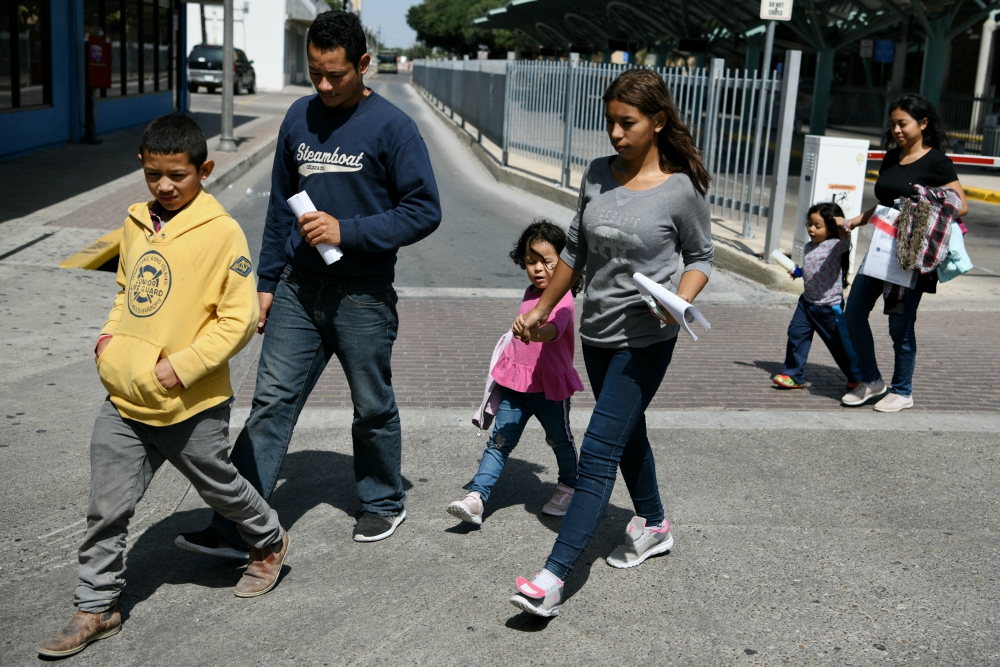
left=491, top=287, right=585, bottom=402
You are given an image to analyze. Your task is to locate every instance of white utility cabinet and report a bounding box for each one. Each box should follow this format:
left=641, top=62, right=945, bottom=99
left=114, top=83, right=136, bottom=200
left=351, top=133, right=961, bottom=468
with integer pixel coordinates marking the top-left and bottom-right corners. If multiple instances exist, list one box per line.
left=793, top=135, right=870, bottom=273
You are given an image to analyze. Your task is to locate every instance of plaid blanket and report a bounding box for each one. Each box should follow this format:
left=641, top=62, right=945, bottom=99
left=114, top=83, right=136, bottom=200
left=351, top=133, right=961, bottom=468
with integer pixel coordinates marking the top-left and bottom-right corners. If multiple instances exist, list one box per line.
left=884, top=185, right=962, bottom=303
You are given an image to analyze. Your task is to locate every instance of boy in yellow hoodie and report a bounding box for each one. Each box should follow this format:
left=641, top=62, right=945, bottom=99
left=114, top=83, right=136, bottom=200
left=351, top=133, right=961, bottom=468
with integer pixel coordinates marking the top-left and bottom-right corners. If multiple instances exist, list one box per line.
left=38, top=114, right=289, bottom=659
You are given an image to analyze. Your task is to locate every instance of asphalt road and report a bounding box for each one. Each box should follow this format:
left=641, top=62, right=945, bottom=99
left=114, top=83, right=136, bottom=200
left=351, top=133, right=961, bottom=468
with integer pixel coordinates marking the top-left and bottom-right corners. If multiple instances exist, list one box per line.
left=0, top=81, right=997, bottom=666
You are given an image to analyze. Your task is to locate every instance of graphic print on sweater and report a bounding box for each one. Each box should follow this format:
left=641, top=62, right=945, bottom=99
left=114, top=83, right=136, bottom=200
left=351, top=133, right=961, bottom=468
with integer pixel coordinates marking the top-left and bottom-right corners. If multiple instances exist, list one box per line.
left=296, top=143, right=366, bottom=177
left=128, top=251, right=172, bottom=317
left=588, top=210, right=646, bottom=263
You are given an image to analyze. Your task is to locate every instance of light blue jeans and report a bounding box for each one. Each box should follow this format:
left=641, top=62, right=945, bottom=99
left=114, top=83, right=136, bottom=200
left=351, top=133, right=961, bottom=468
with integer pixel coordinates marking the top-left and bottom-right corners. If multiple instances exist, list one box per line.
left=468, top=387, right=577, bottom=502
left=214, top=264, right=404, bottom=549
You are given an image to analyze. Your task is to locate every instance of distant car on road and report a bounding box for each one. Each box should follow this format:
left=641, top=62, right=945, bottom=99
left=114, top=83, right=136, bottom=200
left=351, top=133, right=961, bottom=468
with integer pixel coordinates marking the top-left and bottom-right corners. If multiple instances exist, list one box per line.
left=187, top=45, right=256, bottom=94
left=377, top=51, right=398, bottom=74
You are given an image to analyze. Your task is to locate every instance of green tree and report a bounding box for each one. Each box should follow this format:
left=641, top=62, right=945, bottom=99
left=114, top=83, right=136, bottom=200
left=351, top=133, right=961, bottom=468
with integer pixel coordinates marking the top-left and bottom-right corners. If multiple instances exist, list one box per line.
left=406, top=0, right=516, bottom=56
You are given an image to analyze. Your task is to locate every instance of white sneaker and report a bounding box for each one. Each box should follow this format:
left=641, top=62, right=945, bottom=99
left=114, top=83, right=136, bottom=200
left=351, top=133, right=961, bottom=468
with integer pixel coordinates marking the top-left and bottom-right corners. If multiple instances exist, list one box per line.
left=841, top=379, right=887, bottom=406
left=446, top=492, right=483, bottom=525
left=606, top=516, right=674, bottom=569
left=873, top=392, right=914, bottom=412
left=510, top=573, right=563, bottom=617
left=541, top=483, right=575, bottom=516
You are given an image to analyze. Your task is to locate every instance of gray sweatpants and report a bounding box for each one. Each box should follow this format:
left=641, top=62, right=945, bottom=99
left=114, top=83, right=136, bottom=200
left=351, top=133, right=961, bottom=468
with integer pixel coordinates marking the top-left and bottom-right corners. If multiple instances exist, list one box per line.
left=75, top=398, right=283, bottom=613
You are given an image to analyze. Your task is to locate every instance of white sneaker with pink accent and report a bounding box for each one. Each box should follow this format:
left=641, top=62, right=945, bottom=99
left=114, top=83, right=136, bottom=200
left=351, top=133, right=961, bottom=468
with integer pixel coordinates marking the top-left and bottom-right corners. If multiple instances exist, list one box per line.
left=606, top=516, right=674, bottom=569
left=510, top=571, right=564, bottom=617
left=541, top=483, right=575, bottom=516
left=446, top=492, right=483, bottom=526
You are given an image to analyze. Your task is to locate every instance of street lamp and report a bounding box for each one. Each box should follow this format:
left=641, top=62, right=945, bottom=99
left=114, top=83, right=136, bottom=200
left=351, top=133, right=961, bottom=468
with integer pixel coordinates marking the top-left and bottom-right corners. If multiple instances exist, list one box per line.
left=219, top=0, right=237, bottom=152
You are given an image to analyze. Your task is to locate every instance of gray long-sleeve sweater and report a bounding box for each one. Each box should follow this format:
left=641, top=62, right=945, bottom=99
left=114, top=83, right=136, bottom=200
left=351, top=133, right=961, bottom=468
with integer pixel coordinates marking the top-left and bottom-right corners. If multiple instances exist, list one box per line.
left=561, top=157, right=714, bottom=348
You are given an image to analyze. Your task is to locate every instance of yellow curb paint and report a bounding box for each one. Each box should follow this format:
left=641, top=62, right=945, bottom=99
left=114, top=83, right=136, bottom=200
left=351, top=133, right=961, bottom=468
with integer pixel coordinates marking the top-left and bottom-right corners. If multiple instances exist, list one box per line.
left=864, top=171, right=1000, bottom=206
left=58, top=227, right=123, bottom=270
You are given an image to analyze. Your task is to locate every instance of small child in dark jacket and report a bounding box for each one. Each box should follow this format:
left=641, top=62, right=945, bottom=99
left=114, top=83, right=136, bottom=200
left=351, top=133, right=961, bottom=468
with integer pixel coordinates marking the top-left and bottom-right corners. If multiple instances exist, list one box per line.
left=773, top=202, right=861, bottom=390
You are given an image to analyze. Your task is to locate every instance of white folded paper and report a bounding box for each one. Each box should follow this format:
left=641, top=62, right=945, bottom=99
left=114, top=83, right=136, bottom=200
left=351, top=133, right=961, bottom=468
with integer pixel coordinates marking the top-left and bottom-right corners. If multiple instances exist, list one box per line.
left=286, top=191, right=343, bottom=265
left=769, top=249, right=796, bottom=272
left=633, top=272, right=711, bottom=341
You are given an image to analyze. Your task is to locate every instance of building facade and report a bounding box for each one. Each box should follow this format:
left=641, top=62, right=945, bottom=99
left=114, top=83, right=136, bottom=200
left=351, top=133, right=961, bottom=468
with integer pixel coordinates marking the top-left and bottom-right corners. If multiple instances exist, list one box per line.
left=185, top=0, right=332, bottom=92
left=1, top=0, right=188, bottom=160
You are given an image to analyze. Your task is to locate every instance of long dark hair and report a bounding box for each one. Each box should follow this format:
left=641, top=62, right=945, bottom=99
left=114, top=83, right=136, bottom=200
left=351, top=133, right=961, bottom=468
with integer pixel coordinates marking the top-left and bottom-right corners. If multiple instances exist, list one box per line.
left=884, top=94, right=950, bottom=152
left=510, top=218, right=584, bottom=296
left=602, top=69, right=712, bottom=197
left=807, top=201, right=849, bottom=289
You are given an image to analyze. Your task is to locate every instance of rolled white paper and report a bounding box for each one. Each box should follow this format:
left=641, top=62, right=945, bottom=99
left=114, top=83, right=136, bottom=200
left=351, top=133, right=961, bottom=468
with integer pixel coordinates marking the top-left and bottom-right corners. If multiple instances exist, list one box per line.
left=286, top=191, right=343, bottom=265
left=632, top=272, right=711, bottom=342
left=769, top=249, right=796, bottom=272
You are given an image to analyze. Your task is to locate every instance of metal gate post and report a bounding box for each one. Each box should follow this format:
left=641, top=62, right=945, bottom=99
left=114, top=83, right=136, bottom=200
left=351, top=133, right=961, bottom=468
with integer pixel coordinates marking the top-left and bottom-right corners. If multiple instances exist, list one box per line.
left=560, top=57, right=579, bottom=188
left=743, top=77, right=771, bottom=236
left=703, top=59, right=726, bottom=203
left=502, top=60, right=513, bottom=167
left=764, top=50, right=802, bottom=260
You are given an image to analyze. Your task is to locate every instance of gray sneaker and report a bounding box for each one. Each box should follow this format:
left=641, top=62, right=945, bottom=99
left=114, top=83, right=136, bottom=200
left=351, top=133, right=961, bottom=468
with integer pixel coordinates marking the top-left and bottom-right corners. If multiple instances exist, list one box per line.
left=509, top=573, right=563, bottom=617
left=841, top=379, right=887, bottom=406
left=606, top=516, right=674, bottom=569
left=873, top=392, right=914, bottom=412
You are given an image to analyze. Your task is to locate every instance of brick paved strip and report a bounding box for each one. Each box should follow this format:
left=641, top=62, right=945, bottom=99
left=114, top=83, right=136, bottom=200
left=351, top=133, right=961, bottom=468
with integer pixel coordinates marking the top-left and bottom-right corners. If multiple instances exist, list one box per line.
left=234, top=299, right=1000, bottom=412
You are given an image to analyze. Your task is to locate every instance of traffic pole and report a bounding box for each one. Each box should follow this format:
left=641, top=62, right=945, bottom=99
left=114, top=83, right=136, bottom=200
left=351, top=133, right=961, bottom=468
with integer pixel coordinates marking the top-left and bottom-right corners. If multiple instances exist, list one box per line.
left=218, top=0, right=237, bottom=152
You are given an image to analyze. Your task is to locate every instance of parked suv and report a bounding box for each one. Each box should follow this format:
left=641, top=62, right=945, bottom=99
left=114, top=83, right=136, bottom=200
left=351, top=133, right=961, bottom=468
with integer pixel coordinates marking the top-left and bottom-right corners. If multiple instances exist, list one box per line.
left=187, top=45, right=256, bottom=94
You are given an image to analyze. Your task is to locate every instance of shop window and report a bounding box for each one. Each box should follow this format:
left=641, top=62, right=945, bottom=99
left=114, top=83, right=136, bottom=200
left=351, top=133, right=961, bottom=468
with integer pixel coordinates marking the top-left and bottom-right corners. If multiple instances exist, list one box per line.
left=1, top=0, right=52, bottom=111
left=83, top=0, right=174, bottom=98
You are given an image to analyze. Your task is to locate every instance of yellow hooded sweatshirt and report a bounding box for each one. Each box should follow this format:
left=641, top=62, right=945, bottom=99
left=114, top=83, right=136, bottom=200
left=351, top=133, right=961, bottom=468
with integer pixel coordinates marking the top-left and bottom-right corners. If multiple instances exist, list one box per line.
left=98, top=190, right=259, bottom=426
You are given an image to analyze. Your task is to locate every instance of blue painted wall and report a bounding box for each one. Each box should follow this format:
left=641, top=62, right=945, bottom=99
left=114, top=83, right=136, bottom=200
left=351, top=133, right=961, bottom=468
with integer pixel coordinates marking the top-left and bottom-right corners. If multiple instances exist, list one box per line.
left=0, top=0, right=183, bottom=160
left=95, top=92, right=175, bottom=135
left=0, top=0, right=74, bottom=159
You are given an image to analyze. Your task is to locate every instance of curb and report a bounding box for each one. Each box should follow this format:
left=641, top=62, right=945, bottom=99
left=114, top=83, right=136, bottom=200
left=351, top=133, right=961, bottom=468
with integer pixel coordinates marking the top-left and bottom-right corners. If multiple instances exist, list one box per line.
left=711, top=242, right=803, bottom=295
left=414, top=84, right=801, bottom=294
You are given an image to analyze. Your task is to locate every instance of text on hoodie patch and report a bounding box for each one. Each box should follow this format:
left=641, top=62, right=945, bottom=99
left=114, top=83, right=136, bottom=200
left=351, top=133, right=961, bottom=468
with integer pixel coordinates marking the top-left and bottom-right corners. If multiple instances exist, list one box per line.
left=230, top=256, right=253, bottom=277
left=128, top=251, right=172, bottom=317
left=296, top=143, right=365, bottom=177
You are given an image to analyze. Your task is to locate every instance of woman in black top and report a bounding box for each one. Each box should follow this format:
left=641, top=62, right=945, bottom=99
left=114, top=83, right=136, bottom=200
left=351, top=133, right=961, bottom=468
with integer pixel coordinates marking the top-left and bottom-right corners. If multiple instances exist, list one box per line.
left=840, top=94, right=967, bottom=412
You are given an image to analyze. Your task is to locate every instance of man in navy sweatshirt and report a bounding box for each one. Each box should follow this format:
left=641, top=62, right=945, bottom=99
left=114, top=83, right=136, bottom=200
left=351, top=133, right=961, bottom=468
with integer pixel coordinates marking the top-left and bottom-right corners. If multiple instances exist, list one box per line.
left=176, top=11, right=441, bottom=554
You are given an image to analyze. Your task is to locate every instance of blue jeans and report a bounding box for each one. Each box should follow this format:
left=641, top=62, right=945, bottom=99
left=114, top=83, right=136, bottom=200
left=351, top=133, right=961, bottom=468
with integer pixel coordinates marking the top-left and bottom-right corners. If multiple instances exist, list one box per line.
left=543, top=338, right=676, bottom=580
left=468, top=387, right=576, bottom=502
left=844, top=272, right=923, bottom=396
left=783, top=296, right=860, bottom=385
left=213, top=264, right=404, bottom=548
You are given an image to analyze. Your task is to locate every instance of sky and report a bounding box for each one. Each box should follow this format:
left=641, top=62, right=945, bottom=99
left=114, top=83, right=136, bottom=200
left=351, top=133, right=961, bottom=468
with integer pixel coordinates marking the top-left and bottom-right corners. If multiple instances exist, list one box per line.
left=361, top=0, right=421, bottom=49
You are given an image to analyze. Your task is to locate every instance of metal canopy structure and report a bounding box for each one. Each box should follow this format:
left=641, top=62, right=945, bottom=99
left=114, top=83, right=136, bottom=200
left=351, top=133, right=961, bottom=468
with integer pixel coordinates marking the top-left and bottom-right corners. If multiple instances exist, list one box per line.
left=475, top=0, right=1000, bottom=130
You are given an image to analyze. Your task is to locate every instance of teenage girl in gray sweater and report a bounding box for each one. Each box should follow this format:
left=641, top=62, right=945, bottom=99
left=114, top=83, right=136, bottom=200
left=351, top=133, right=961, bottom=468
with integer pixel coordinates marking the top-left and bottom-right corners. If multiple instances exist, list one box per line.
left=509, top=69, right=714, bottom=617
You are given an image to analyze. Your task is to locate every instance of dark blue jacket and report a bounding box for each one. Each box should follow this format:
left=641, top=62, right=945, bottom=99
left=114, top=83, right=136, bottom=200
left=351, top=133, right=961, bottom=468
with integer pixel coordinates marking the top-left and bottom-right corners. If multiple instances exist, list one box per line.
left=257, top=90, right=441, bottom=292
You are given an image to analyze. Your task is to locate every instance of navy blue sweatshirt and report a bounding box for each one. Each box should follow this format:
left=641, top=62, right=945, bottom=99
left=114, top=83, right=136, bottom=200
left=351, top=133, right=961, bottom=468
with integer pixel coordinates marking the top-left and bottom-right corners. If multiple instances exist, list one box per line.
left=257, top=90, right=441, bottom=292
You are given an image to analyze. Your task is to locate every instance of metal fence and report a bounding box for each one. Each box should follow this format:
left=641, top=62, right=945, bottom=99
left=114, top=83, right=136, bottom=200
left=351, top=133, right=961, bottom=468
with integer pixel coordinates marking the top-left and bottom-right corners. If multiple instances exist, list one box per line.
left=411, top=59, right=507, bottom=147
left=822, top=85, right=1000, bottom=155
left=413, top=54, right=802, bottom=256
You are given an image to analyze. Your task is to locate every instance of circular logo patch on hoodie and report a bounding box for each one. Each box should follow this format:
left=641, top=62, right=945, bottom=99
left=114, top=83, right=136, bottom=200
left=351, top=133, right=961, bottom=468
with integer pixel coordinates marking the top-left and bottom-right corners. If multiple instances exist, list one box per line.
left=128, top=251, right=172, bottom=317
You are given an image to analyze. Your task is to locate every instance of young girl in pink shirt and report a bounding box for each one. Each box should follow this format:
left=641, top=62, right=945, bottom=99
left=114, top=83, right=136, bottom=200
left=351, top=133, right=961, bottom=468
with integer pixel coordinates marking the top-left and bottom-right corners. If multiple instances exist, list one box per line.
left=447, top=220, right=585, bottom=526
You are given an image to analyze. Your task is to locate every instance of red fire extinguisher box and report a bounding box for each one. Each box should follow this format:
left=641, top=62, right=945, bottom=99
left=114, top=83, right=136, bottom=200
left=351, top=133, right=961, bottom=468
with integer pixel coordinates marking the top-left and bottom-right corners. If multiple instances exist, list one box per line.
left=87, top=36, right=112, bottom=89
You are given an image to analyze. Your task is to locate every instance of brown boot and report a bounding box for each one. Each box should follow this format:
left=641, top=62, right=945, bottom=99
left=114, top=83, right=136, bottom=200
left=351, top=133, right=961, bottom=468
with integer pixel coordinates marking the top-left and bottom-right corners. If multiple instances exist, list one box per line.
left=38, top=604, right=121, bottom=658
left=234, top=530, right=289, bottom=598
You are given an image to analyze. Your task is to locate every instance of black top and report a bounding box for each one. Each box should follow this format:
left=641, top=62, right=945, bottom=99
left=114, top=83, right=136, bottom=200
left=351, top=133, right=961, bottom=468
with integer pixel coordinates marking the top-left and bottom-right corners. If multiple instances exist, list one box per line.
left=874, top=147, right=957, bottom=206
